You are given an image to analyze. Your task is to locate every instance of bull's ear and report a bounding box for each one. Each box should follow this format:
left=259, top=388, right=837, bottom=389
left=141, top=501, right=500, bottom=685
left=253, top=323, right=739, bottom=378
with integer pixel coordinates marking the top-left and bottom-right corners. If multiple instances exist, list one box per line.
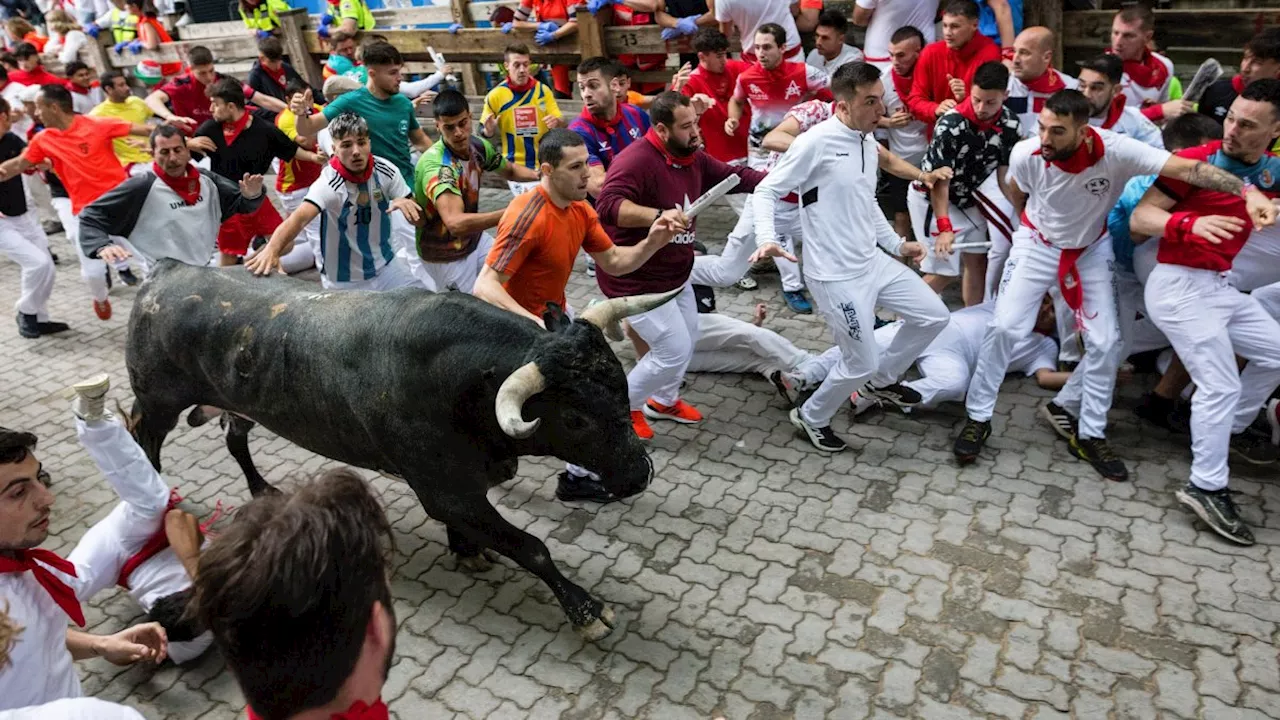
left=542, top=303, right=571, bottom=332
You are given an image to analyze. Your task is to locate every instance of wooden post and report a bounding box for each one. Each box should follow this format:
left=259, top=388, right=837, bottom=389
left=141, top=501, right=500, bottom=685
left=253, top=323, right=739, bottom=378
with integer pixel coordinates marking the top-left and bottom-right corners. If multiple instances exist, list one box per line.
left=576, top=7, right=606, bottom=59
left=82, top=35, right=115, bottom=78
left=1026, top=0, right=1063, bottom=67
left=448, top=0, right=484, bottom=95
left=279, top=8, right=324, bottom=89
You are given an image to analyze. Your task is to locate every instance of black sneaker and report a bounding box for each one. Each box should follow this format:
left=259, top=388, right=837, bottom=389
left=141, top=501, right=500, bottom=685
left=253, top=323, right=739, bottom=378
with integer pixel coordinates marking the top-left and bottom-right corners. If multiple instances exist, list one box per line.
left=953, top=418, right=991, bottom=464
left=1231, top=427, right=1278, bottom=466
left=104, top=267, right=113, bottom=291
left=1176, top=483, right=1255, bottom=545
left=49, top=251, right=59, bottom=265
left=555, top=471, right=620, bottom=503
left=118, top=268, right=140, bottom=287
left=1068, top=436, right=1129, bottom=481
left=16, top=313, right=39, bottom=339
left=769, top=370, right=796, bottom=408
left=789, top=407, right=847, bottom=453
left=36, top=321, right=70, bottom=336
left=1039, top=401, right=1078, bottom=441
left=1135, top=392, right=1190, bottom=435
left=863, top=382, right=922, bottom=411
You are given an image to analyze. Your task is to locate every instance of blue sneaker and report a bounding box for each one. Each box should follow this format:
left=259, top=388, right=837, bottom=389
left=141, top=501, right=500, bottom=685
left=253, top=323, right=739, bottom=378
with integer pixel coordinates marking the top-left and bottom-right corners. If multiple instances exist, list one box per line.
left=782, top=290, right=812, bottom=314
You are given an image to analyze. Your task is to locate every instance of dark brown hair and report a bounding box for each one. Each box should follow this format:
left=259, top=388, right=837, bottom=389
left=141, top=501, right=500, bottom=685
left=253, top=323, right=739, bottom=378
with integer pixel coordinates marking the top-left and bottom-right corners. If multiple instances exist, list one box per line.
left=0, top=428, right=36, bottom=466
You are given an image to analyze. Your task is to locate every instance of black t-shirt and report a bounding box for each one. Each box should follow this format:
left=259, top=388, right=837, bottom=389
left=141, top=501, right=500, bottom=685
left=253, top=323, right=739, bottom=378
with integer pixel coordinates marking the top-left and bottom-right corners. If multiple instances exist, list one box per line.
left=665, top=0, right=708, bottom=67
left=0, top=132, right=27, bottom=217
left=1198, top=77, right=1236, bottom=126
left=195, top=114, right=299, bottom=181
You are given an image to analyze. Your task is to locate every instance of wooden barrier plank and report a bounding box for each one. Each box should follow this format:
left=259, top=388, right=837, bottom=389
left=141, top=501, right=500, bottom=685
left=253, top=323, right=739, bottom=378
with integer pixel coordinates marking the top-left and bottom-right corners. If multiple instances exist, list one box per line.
left=302, top=27, right=580, bottom=62
left=280, top=9, right=325, bottom=88
left=107, top=34, right=264, bottom=67
left=178, top=20, right=248, bottom=40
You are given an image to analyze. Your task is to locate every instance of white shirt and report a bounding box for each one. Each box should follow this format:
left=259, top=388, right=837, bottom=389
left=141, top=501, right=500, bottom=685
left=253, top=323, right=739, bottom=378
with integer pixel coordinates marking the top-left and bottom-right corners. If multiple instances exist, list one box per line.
left=934, top=302, right=1058, bottom=374
left=304, top=156, right=411, bottom=284
left=856, top=0, right=938, bottom=63
left=806, top=45, right=865, bottom=75
left=880, top=70, right=929, bottom=164
left=755, top=116, right=902, bottom=280
left=1005, top=71, right=1079, bottom=138
left=1089, top=105, right=1165, bottom=149
left=1008, top=129, right=1170, bottom=249
left=69, top=87, right=105, bottom=116
left=0, top=569, right=82, bottom=710
left=47, top=31, right=89, bottom=66
left=1120, top=52, right=1175, bottom=109
left=714, top=0, right=800, bottom=56
left=0, top=699, right=145, bottom=720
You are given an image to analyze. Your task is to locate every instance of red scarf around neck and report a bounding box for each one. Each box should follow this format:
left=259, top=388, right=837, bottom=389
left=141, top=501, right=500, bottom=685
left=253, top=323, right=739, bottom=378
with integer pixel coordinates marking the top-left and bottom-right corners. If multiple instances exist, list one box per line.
left=643, top=127, right=696, bottom=167
left=1232, top=74, right=1246, bottom=94
left=1099, top=94, right=1126, bottom=129
left=951, top=32, right=995, bottom=65
left=261, top=62, right=287, bottom=88
left=890, top=69, right=913, bottom=104
left=1117, top=48, right=1169, bottom=90
left=0, top=549, right=85, bottom=627
left=153, top=163, right=203, bottom=206
left=579, top=102, right=625, bottom=133
left=1041, top=126, right=1106, bottom=173
left=247, top=698, right=388, bottom=720
left=222, top=110, right=251, bottom=145
left=329, top=155, right=374, bottom=184
left=1022, top=68, right=1066, bottom=95
left=505, top=76, right=536, bottom=94
left=955, top=97, right=1000, bottom=133
left=66, top=81, right=98, bottom=96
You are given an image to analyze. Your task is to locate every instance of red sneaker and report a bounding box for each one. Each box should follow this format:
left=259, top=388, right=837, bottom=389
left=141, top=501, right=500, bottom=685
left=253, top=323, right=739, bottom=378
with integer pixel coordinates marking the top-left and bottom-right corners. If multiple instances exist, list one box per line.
left=93, top=299, right=112, bottom=320
left=631, top=410, right=654, bottom=440
left=643, top=399, right=703, bottom=424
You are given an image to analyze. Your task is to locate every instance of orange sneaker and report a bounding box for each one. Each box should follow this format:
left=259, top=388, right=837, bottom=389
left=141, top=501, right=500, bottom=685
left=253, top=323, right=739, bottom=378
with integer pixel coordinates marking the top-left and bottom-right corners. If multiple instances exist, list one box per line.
left=93, top=299, right=112, bottom=320
left=643, top=399, right=703, bottom=424
left=631, top=410, right=654, bottom=440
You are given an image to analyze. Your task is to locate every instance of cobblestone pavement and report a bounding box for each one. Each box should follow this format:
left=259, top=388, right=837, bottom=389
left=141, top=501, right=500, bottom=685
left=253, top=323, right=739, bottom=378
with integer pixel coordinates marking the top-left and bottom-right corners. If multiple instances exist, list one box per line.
left=4, top=190, right=1280, bottom=720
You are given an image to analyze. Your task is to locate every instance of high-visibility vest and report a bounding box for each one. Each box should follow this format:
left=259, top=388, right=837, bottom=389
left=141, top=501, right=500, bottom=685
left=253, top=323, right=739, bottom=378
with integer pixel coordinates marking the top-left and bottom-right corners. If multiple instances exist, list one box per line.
left=109, top=8, right=139, bottom=43
left=239, top=0, right=291, bottom=32
left=337, top=0, right=375, bottom=31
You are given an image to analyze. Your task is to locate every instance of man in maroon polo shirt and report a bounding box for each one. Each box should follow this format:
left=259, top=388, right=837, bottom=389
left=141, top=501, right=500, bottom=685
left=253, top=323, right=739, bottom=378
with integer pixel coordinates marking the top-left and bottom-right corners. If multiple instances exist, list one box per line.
left=144, top=46, right=285, bottom=132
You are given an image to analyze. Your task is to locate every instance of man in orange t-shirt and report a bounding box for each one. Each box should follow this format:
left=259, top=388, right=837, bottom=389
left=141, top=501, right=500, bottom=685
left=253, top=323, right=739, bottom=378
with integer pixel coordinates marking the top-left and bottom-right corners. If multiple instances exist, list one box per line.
left=0, top=85, right=151, bottom=321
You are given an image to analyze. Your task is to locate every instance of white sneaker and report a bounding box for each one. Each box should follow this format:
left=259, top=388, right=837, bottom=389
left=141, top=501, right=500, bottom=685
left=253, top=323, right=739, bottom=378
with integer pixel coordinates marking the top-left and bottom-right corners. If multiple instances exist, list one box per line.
left=71, top=374, right=110, bottom=422
left=850, top=391, right=879, bottom=417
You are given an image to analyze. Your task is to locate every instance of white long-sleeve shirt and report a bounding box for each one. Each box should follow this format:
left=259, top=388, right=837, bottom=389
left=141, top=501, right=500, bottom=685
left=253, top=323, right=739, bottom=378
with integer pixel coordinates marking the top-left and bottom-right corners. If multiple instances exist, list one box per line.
left=753, top=115, right=903, bottom=281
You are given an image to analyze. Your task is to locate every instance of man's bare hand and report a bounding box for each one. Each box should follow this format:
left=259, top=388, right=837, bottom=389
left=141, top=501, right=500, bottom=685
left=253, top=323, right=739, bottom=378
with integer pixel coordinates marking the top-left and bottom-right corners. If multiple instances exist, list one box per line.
left=1244, top=192, right=1278, bottom=230
left=690, top=93, right=716, bottom=116
left=99, top=623, right=167, bottom=666
left=164, top=509, right=202, bottom=561
left=935, top=99, right=957, bottom=116
left=245, top=245, right=283, bottom=275
left=289, top=88, right=313, bottom=116
left=947, top=74, right=966, bottom=101
left=724, top=117, right=739, bottom=135
left=187, top=136, right=217, bottom=154
left=545, top=114, right=565, bottom=129
left=899, top=240, right=926, bottom=262
left=98, top=245, right=132, bottom=263
left=167, top=116, right=197, bottom=133
left=412, top=91, right=438, bottom=108
left=749, top=241, right=799, bottom=264
left=880, top=109, right=911, bottom=129
left=1159, top=99, right=1192, bottom=121
left=239, top=173, right=264, bottom=198
left=919, top=167, right=953, bottom=188
left=1190, top=214, right=1245, bottom=244
left=932, top=230, right=955, bottom=257
left=391, top=197, right=422, bottom=224
left=658, top=207, right=689, bottom=231
left=670, top=62, right=693, bottom=92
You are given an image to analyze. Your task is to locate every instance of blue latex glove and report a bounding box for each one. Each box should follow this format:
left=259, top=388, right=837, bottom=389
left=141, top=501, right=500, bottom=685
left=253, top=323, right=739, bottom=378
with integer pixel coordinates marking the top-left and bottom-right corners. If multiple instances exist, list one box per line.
left=320, top=12, right=334, bottom=26
left=113, top=40, right=129, bottom=53
left=85, top=23, right=101, bottom=39
left=675, top=15, right=698, bottom=34
left=256, top=29, right=272, bottom=39
left=500, top=21, right=514, bottom=33
left=660, top=26, right=680, bottom=40
left=127, top=39, right=144, bottom=54
left=586, top=0, right=613, bottom=13
left=534, top=21, right=558, bottom=45
left=447, top=22, right=463, bottom=33
left=317, top=24, right=330, bottom=38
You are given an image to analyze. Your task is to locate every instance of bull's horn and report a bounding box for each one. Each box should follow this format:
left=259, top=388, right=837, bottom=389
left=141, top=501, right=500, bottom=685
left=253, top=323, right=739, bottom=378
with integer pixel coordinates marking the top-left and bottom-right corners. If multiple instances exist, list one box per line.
left=579, top=289, right=682, bottom=341
left=495, top=362, right=546, bottom=439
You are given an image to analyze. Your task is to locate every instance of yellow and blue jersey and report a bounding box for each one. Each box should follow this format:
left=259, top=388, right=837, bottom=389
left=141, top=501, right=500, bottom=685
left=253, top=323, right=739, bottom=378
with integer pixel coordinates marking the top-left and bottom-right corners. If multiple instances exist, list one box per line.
left=480, top=80, right=562, bottom=170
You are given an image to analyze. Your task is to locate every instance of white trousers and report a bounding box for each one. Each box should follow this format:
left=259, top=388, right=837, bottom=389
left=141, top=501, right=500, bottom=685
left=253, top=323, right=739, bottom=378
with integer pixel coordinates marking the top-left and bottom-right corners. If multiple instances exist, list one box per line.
left=973, top=174, right=1018, bottom=301
left=1145, top=264, right=1280, bottom=491
left=1253, top=280, right=1280, bottom=322
left=801, top=251, right=949, bottom=427
left=409, top=232, right=495, bottom=294
left=321, top=257, right=419, bottom=291
left=687, top=313, right=811, bottom=376
left=967, top=230, right=1121, bottom=438
left=690, top=194, right=803, bottom=292
left=626, top=282, right=699, bottom=409
left=52, top=198, right=108, bottom=303
left=278, top=188, right=319, bottom=274
left=873, top=321, right=971, bottom=408
left=907, top=188, right=990, bottom=277
left=1227, top=224, right=1280, bottom=292
left=0, top=212, right=55, bottom=319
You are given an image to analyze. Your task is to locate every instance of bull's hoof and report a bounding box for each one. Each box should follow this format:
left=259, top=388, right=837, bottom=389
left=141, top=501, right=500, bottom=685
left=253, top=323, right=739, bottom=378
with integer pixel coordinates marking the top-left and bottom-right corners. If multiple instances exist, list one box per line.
left=457, top=550, right=498, bottom=573
left=575, top=605, right=616, bottom=641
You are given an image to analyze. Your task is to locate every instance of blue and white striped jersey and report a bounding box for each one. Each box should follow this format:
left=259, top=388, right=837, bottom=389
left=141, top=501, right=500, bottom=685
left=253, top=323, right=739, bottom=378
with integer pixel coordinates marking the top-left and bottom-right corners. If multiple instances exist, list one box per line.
left=304, top=156, right=411, bottom=284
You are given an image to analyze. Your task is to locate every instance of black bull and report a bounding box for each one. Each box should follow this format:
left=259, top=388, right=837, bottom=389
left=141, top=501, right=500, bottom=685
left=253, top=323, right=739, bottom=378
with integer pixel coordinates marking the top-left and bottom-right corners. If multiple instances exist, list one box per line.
left=125, top=260, right=677, bottom=640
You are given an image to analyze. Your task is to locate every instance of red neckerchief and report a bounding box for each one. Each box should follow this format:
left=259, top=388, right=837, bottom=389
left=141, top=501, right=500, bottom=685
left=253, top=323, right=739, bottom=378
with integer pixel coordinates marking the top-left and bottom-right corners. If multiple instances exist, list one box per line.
left=330, top=155, right=373, bottom=184
left=1022, top=68, right=1066, bottom=95
left=643, top=127, right=695, bottom=168
left=247, top=698, right=389, bottom=720
left=578, top=102, right=626, bottom=133
left=1037, top=125, right=1105, bottom=173
left=152, top=163, right=203, bottom=206
left=117, top=489, right=183, bottom=588
left=261, top=62, right=287, bottom=89
left=66, top=82, right=93, bottom=95
left=890, top=69, right=913, bottom=104
left=1232, top=74, right=1246, bottom=94
left=222, top=111, right=251, bottom=145
left=952, top=32, right=995, bottom=65
left=955, top=97, right=999, bottom=133
left=505, top=76, right=535, bottom=94
left=1113, top=48, right=1169, bottom=90
left=1099, top=94, right=1126, bottom=129
left=0, top=549, right=85, bottom=627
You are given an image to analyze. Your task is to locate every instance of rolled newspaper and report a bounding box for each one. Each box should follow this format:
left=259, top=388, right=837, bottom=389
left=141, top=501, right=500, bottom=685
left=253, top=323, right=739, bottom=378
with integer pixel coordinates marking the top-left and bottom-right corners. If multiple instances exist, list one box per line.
left=681, top=175, right=741, bottom=220
left=426, top=46, right=457, bottom=85
left=945, top=241, right=993, bottom=252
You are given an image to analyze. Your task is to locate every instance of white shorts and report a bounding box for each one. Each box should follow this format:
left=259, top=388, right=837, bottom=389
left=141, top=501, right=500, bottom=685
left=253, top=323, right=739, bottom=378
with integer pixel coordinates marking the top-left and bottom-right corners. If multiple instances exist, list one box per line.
left=411, top=232, right=495, bottom=294
left=321, top=257, right=419, bottom=291
left=508, top=180, right=540, bottom=196
left=908, top=188, right=989, bottom=277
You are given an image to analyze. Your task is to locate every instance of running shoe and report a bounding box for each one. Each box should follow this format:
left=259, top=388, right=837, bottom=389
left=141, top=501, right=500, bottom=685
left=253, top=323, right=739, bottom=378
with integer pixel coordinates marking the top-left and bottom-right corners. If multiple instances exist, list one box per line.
left=1230, top=427, right=1277, bottom=466
left=630, top=410, right=654, bottom=440
left=71, top=373, right=110, bottom=422
left=644, top=399, right=703, bottom=424
left=863, top=382, right=922, bottom=411
left=556, top=471, right=619, bottom=503
left=850, top=391, right=879, bottom=417
left=1176, top=483, right=1255, bottom=545
left=93, top=299, right=112, bottom=320
left=118, top=268, right=140, bottom=287
left=1068, top=436, right=1129, bottom=481
left=782, top=290, right=813, bottom=314
left=1039, top=401, right=1078, bottom=441
left=736, top=276, right=759, bottom=290
left=789, top=407, right=847, bottom=453
left=953, top=419, right=991, bottom=464
left=769, top=370, right=797, bottom=408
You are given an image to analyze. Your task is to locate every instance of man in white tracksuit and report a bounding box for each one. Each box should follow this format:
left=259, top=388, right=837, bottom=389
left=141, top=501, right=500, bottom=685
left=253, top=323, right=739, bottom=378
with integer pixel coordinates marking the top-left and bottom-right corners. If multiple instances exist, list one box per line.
left=1129, top=80, right=1280, bottom=546
left=953, top=88, right=1277, bottom=482
left=751, top=62, right=949, bottom=453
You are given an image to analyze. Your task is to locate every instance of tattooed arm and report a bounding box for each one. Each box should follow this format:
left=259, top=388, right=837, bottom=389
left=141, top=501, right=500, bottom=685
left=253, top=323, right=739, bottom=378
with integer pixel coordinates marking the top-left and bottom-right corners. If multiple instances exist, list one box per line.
left=1161, top=155, right=1278, bottom=228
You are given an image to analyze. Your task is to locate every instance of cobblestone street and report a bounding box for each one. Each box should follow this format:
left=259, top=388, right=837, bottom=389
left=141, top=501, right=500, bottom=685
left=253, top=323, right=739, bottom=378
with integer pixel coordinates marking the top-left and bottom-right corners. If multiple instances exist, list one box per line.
left=4, top=190, right=1280, bottom=719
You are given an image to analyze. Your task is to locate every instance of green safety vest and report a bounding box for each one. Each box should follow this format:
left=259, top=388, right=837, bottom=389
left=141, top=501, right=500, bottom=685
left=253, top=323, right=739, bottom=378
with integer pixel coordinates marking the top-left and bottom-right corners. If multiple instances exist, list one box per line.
left=337, top=0, right=375, bottom=31
left=110, top=8, right=138, bottom=43
left=239, top=0, right=292, bottom=31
